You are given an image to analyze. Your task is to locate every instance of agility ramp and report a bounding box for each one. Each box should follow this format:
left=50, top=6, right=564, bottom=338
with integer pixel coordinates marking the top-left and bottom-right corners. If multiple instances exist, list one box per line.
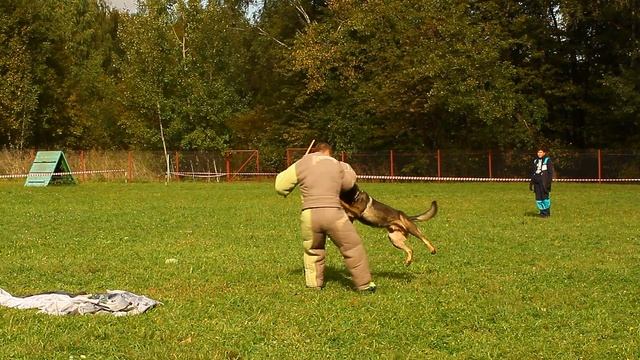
left=24, top=151, right=76, bottom=187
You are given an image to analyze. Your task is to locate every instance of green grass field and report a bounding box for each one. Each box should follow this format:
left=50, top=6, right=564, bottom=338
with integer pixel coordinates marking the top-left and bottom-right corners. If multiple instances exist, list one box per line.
left=0, top=181, right=638, bottom=359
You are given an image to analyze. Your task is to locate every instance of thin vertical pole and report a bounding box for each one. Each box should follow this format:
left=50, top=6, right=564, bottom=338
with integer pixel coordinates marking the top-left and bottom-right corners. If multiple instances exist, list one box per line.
left=597, top=149, right=602, bottom=184
left=80, top=150, right=86, bottom=182
left=174, top=151, right=180, bottom=181
left=488, top=150, right=493, bottom=179
left=256, top=150, right=261, bottom=179
left=341, top=151, right=345, bottom=162
left=389, top=150, right=395, bottom=179
left=437, top=149, right=442, bottom=179
left=127, top=151, right=133, bottom=183
left=226, top=154, right=231, bottom=182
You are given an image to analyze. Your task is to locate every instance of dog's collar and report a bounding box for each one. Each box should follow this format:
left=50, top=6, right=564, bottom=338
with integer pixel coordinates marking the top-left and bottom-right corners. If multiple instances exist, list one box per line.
left=354, top=190, right=362, bottom=201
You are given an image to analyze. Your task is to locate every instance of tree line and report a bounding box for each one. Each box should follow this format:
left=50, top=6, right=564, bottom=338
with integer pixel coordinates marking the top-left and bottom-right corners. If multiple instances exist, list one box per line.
left=1, top=0, right=638, bottom=165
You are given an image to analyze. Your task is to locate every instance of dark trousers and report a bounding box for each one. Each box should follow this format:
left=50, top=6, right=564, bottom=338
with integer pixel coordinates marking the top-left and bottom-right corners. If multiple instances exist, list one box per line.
left=533, top=183, right=551, bottom=216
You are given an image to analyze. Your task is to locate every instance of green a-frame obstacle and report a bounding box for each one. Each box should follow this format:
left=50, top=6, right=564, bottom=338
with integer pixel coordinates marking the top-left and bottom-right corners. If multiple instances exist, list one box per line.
left=24, top=151, right=76, bottom=187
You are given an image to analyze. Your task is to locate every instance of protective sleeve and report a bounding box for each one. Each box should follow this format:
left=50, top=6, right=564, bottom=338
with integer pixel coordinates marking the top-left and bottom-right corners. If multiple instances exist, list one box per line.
left=340, top=162, right=357, bottom=192
left=275, top=163, right=298, bottom=197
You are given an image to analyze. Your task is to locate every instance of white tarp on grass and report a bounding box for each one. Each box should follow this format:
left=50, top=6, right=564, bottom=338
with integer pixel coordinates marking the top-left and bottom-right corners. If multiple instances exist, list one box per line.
left=0, top=288, right=160, bottom=316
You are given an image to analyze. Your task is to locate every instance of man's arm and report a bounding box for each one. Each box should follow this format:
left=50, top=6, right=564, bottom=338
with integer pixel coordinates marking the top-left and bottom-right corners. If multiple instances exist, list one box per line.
left=544, top=158, right=553, bottom=191
left=275, top=164, right=298, bottom=197
left=546, top=158, right=554, bottom=178
left=340, top=162, right=357, bottom=192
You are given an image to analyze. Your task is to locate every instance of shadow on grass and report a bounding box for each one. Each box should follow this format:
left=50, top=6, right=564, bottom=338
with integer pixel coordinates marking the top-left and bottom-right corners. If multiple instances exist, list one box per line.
left=289, top=265, right=416, bottom=290
left=287, top=266, right=353, bottom=289
left=524, top=211, right=541, bottom=217
left=374, top=270, right=416, bottom=282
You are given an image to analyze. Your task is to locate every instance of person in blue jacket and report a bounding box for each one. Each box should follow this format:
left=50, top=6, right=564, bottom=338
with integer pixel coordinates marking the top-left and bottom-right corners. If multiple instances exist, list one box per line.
left=529, top=147, right=554, bottom=217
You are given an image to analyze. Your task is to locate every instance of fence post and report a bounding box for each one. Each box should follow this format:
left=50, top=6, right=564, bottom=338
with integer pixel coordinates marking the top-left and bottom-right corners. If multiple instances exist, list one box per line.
left=226, top=153, right=231, bottom=182
left=437, top=149, right=441, bottom=179
left=597, top=149, right=602, bottom=184
left=127, top=151, right=133, bottom=183
left=80, top=150, right=86, bottom=182
left=389, top=150, right=395, bottom=179
left=174, top=151, right=180, bottom=181
left=256, top=150, right=260, bottom=177
left=488, top=150, right=493, bottom=179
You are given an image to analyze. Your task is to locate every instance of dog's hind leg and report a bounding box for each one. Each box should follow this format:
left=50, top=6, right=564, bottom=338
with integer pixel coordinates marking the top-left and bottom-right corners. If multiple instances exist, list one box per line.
left=387, top=230, right=413, bottom=266
left=403, top=220, right=437, bottom=254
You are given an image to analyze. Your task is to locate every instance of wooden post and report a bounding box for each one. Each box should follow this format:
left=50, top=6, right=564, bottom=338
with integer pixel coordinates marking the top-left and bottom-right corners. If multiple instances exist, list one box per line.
left=256, top=150, right=261, bottom=180
left=226, top=153, right=231, bottom=182
left=488, top=150, right=493, bottom=179
left=174, top=151, right=180, bottom=181
left=597, top=149, right=602, bottom=184
left=341, top=151, right=345, bottom=162
left=437, top=149, right=442, bottom=179
left=389, top=150, right=395, bottom=179
left=127, top=151, right=133, bottom=183
left=80, top=150, right=86, bottom=182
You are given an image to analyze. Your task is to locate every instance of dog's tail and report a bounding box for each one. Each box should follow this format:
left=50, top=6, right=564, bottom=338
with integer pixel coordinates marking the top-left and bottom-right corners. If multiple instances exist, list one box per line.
left=408, top=200, right=438, bottom=222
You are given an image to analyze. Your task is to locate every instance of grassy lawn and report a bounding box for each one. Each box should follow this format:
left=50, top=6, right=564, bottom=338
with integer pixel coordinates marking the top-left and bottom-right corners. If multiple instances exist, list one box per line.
left=0, top=181, right=638, bottom=359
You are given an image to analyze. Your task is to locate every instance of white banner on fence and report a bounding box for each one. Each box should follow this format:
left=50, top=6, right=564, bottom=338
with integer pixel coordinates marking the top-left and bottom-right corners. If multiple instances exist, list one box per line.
left=4, top=170, right=639, bottom=182
left=0, top=169, right=126, bottom=179
left=170, top=172, right=640, bottom=182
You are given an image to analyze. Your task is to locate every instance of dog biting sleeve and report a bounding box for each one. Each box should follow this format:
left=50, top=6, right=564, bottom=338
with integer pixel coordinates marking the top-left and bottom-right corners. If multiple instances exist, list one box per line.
left=275, top=163, right=299, bottom=197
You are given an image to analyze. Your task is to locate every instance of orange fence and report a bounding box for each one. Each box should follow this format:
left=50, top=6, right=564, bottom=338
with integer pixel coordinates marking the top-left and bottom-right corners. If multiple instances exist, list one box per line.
left=286, top=148, right=640, bottom=182
left=1, top=149, right=639, bottom=183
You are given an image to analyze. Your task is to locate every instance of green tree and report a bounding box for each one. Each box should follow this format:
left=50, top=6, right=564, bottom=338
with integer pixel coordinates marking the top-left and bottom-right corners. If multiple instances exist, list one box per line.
left=288, top=0, right=538, bottom=151
left=1, top=0, right=121, bottom=149
left=555, top=0, right=640, bottom=148
left=227, top=0, right=330, bottom=155
left=0, top=0, right=39, bottom=149
left=60, top=0, right=122, bottom=148
left=471, top=0, right=640, bottom=149
left=0, top=0, right=58, bottom=149
left=116, top=0, right=247, bottom=150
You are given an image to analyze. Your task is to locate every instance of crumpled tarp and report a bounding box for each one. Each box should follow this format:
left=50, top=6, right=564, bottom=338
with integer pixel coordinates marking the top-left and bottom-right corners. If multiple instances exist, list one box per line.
left=0, top=288, right=161, bottom=316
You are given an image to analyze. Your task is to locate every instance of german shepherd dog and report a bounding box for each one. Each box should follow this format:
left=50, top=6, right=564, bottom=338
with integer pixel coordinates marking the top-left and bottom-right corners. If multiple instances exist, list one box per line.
left=340, top=184, right=438, bottom=266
